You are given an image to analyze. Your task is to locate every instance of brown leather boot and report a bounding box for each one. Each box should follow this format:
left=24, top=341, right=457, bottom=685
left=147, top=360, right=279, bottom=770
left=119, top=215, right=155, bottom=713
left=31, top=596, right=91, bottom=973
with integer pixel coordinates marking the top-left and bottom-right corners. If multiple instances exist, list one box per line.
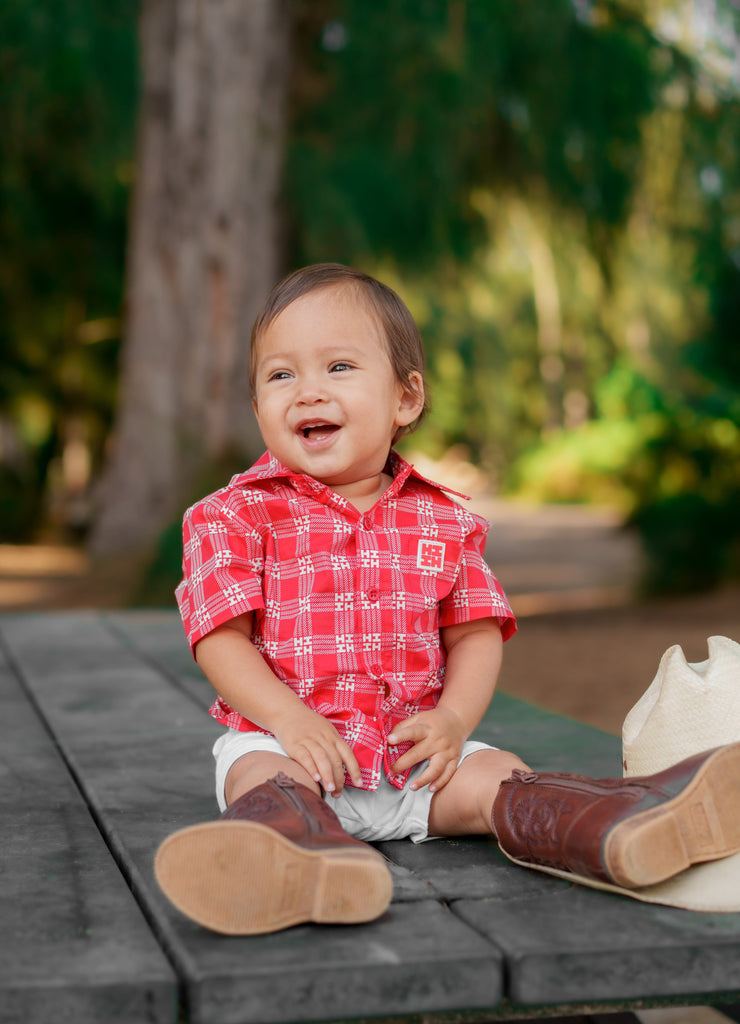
left=155, top=772, right=393, bottom=934
left=492, top=743, right=740, bottom=888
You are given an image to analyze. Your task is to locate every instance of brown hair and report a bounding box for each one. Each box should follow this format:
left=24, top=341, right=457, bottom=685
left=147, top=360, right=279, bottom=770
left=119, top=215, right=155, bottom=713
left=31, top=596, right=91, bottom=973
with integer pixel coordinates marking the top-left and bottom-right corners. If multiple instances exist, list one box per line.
left=249, top=263, right=428, bottom=438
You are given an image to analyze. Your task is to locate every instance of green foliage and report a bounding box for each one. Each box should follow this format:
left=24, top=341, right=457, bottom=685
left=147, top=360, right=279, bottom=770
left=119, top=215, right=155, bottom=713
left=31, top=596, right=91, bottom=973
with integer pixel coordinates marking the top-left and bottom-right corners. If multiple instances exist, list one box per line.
left=503, top=359, right=740, bottom=592
left=0, top=0, right=137, bottom=539
left=624, top=405, right=740, bottom=592
left=631, top=491, right=740, bottom=593
left=505, top=420, right=643, bottom=508
left=288, top=0, right=668, bottom=483
left=289, top=0, right=655, bottom=266
left=132, top=519, right=184, bottom=608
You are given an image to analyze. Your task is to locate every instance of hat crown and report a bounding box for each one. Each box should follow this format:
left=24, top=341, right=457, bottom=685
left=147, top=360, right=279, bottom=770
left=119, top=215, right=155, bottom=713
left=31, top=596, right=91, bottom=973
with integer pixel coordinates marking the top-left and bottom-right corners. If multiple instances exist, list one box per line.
left=622, top=635, right=740, bottom=776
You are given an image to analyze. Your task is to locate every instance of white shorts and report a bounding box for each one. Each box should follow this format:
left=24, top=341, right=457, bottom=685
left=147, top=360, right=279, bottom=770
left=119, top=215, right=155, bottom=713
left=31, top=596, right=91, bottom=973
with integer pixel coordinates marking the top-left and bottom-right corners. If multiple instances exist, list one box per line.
left=212, top=729, right=495, bottom=844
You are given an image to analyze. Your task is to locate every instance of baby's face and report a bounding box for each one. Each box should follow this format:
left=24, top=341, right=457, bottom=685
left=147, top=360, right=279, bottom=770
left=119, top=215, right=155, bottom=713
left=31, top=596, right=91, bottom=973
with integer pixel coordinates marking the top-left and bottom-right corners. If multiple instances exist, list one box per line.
left=251, top=286, right=422, bottom=498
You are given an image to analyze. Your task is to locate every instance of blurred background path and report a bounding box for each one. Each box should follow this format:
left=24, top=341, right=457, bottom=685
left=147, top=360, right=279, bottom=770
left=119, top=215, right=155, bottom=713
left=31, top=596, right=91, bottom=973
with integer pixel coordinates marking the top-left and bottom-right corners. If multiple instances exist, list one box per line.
left=479, top=498, right=740, bottom=738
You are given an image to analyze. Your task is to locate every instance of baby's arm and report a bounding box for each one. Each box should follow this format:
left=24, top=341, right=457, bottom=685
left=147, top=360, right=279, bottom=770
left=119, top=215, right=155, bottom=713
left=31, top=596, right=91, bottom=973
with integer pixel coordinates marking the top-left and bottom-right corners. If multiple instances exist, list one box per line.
left=388, top=618, right=503, bottom=792
left=195, top=614, right=362, bottom=795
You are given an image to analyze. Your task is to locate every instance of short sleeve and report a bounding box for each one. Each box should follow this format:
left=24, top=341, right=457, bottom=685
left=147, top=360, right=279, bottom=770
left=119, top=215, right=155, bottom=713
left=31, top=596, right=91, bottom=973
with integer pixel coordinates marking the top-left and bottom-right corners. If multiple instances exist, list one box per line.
left=439, top=515, right=517, bottom=641
left=175, top=490, right=267, bottom=652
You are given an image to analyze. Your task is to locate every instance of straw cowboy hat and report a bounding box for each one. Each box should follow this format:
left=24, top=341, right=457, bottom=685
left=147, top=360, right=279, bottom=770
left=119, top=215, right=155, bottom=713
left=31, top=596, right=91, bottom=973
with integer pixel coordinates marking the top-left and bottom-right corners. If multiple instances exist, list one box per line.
left=501, top=635, right=740, bottom=912
left=623, top=635, right=740, bottom=775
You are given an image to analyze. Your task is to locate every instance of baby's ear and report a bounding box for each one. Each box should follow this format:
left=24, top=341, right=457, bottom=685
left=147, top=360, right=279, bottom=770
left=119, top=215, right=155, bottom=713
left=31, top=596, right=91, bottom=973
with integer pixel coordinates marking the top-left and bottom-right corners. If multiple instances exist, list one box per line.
left=398, top=371, right=425, bottom=423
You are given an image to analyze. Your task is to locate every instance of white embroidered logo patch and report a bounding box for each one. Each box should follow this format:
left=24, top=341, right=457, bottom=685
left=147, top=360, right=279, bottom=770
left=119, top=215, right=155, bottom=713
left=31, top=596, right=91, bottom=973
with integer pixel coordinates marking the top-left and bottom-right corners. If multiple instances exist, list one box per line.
left=416, top=539, right=446, bottom=572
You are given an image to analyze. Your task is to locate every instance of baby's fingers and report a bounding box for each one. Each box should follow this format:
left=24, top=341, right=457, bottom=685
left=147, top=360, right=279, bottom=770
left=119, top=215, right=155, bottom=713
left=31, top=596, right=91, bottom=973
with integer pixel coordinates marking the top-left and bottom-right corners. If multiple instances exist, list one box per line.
left=307, top=744, right=347, bottom=795
left=336, top=740, right=362, bottom=790
left=307, top=737, right=362, bottom=796
left=387, top=719, right=424, bottom=747
left=410, top=755, right=458, bottom=794
left=391, top=743, right=429, bottom=775
left=284, top=737, right=337, bottom=793
left=288, top=742, right=324, bottom=789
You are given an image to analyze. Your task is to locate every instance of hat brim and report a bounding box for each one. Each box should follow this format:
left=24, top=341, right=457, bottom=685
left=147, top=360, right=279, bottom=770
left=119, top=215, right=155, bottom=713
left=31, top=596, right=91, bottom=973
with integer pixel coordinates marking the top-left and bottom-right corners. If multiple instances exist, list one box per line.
left=500, top=846, right=740, bottom=912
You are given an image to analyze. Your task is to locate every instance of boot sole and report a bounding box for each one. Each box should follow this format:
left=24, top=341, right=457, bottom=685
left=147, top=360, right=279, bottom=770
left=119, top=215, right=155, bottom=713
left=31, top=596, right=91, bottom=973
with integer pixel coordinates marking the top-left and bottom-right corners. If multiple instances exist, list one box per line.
left=604, top=743, right=740, bottom=888
left=154, top=820, right=393, bottom=935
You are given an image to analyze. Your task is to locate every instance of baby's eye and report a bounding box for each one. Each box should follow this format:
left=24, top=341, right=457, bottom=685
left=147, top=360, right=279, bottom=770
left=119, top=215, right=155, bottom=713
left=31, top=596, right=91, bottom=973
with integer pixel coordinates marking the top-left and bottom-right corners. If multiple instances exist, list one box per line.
left=329, top=362, right=353, bottom=373
left=267, top=370, right=292, bottom=381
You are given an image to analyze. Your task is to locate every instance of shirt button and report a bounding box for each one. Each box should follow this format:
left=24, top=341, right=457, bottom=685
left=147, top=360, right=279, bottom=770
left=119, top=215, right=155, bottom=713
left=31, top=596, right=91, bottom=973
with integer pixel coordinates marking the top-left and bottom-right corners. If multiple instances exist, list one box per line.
left=367, top=589, right=379, bottom=602
left=371, top=664, right=382, bottom=678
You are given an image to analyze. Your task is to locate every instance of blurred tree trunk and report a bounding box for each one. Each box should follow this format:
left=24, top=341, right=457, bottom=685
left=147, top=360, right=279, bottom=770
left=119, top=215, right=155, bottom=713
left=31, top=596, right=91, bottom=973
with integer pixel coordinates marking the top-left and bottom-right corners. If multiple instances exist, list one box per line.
left=90, top=0, right=291, bottom=555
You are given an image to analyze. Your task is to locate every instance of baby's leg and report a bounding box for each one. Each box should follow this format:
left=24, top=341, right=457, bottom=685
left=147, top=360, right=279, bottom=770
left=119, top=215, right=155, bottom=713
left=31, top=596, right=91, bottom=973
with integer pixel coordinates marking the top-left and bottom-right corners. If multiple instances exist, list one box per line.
left=428, top=748, right=530, bottom=837
left=225, top=750, right=318, bottom=805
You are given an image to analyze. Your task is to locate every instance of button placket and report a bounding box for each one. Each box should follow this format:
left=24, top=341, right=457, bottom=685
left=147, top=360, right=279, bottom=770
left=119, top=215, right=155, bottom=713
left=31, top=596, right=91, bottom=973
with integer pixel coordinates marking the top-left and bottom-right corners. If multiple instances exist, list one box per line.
left=355, top=521, right=383, bottom=700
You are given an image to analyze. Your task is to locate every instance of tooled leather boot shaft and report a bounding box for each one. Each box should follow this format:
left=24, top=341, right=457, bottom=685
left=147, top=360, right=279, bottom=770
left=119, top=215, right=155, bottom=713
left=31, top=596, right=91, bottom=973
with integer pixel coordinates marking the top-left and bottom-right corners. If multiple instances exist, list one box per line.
left=492, top=766, right=684, bottom=882
left=221, top=771, right=369, bottom=851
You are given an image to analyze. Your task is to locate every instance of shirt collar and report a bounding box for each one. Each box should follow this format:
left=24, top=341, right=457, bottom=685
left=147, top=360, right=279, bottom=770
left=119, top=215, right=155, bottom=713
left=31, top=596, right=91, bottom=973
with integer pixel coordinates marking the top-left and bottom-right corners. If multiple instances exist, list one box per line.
left=385, top=450, right=471, bottom=501
left=233, top=450, right=471, bottom=503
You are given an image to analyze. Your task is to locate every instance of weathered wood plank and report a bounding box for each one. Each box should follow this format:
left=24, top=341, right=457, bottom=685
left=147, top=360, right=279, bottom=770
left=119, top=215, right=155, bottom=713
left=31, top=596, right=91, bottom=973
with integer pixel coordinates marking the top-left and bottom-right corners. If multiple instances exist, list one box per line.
left=181, top=900, right=503, bottom=1024
left=477, top=691, right=623, bottom=777
left=0, top=613, right=504, bottom=1024
left=378, top=834, right=570, bottom=902
left=453, top=885, right=740, bottom=1007
left=0, top=630, right=177, bottom=1024
left=7, top=610, right=740, bottom=1022
left=107, top=610, right=214, bottom=710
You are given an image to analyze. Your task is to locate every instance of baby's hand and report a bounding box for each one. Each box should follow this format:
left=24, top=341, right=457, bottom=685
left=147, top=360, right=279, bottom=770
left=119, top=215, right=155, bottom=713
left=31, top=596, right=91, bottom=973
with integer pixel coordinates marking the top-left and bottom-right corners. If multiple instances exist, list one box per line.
left=388, top=707, right=467, bottom=793
left=273, top=705, right=362, bottom=797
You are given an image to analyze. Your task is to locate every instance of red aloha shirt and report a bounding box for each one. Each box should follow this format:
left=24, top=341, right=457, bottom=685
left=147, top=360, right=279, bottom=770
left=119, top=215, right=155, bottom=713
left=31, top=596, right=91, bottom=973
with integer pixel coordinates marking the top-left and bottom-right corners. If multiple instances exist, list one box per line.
left=176, top=450, right=516, bottom=791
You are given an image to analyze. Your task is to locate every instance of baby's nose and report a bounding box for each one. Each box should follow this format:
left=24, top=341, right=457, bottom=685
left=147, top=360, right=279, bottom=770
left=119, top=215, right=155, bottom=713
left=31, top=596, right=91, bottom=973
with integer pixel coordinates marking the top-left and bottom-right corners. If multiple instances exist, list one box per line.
left=296, top=378, right=328, bottom=404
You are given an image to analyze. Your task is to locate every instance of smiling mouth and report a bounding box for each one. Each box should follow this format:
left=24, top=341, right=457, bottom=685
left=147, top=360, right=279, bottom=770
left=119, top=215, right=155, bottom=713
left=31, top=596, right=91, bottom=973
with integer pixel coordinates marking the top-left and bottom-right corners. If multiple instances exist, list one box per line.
left=298, top=423, right=340, bottom=440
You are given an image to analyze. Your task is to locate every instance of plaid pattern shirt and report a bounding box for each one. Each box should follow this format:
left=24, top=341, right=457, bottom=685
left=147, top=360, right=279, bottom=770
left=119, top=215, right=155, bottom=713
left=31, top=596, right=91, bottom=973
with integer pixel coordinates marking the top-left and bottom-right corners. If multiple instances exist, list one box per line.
left=176, top=450, right=516, bottom=790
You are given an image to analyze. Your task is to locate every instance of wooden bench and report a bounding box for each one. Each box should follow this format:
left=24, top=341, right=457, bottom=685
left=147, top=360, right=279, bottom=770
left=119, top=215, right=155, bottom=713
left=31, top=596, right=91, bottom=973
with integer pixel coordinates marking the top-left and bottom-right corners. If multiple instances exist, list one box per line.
left=2, top=610, right=740, bottom=1024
